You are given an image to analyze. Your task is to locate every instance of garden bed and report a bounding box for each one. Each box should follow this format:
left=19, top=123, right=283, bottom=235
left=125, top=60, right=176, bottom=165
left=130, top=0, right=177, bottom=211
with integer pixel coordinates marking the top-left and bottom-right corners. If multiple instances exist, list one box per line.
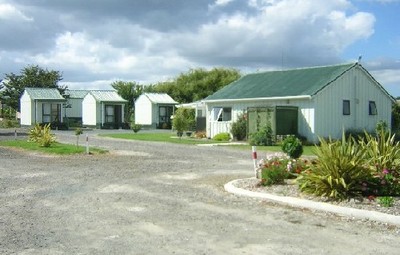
left=235, top=177, right=400, bottom=216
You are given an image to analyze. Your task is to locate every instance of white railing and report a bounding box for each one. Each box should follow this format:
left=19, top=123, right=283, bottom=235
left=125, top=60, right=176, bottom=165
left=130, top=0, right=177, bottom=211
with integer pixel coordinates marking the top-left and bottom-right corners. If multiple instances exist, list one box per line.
left=209, top=121, right=232, bottom=138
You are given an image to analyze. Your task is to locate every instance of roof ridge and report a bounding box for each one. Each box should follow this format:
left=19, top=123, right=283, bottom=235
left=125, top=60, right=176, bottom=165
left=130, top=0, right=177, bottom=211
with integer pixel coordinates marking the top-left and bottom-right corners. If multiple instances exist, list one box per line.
left=252, top=62, right=356, bottom=75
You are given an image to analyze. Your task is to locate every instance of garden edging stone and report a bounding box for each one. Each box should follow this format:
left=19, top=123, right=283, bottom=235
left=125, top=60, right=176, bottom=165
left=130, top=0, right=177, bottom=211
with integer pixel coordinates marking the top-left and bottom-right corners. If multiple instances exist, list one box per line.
left=225, top=177, right=400, bottom=226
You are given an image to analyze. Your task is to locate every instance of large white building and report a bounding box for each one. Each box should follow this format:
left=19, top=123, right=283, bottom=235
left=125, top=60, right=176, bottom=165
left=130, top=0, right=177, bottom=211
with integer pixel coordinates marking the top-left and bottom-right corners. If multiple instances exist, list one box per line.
left=204, top=62, right=395, bottom=143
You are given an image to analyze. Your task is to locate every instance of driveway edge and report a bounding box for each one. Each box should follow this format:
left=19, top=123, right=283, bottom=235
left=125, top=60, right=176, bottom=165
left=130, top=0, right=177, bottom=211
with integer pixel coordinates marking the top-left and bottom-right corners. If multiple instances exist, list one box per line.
left=225, top=178, right=400, bottom=226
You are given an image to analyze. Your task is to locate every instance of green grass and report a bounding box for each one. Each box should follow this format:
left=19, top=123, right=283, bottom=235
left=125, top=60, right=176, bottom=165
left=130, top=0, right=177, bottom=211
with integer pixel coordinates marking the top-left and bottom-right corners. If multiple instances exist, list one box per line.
left=100, top=132, right=316, bottom=156
left=100, top=132, right=229, bottom=145
left=0, top=140, right=107, bottom=155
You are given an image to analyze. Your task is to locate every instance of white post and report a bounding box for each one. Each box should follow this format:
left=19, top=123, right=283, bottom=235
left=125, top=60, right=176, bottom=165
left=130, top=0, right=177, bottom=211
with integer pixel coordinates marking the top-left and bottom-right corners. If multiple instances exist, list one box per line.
left=252, top=146, right=258, bottom=178
left=86, top=134, right=89, bottom=154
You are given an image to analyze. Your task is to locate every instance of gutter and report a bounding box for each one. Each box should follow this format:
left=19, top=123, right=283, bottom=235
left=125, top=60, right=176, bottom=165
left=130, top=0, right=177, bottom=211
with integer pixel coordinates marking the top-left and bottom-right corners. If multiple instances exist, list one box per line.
left=204, top=95, right=312, bottom=103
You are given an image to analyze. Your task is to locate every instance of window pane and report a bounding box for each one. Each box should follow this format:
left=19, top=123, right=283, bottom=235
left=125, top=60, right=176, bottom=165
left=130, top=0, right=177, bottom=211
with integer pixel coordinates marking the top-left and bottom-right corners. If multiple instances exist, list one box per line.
left=343, top=100, right=350, bottom=115
left=159, top=107, right=166, bottom=116
left=222, top=107, right=232, bottom=121
left=369, top=101, right=377, bottom=115
left=43, top=104, right=51, bottom=115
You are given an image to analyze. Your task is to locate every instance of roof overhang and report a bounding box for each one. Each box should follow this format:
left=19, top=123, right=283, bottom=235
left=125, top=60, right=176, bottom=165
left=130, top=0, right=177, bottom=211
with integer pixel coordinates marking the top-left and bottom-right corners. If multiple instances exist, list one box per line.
left=204, top=95, right=312, bottom=104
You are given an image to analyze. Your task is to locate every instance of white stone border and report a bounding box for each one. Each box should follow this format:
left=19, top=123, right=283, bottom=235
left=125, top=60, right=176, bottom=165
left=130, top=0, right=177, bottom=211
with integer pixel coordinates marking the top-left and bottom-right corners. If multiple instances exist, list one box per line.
left=225, top=178, right=400, bottom=226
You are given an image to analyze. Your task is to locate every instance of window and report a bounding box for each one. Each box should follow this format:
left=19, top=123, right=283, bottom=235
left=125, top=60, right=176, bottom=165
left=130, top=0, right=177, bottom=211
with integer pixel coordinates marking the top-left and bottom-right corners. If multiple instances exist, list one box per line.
left=343, top=100, right=350, bottom=115
left=369, top=101, right=377, bottom=115
left=42, top=103, right=61, bottom=122
left=105, top=105, right=115, bottom=123
left=159, top=106, right=173, bottom=124
left=212, top=107, right=232, bottom=121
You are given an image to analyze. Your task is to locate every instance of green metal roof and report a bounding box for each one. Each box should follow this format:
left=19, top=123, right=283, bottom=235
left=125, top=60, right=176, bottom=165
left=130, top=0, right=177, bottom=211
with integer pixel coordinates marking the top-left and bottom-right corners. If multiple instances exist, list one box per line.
left=25, top=88, right=65, bottom=100
left=88, top=90, right=127, bottom=102
left=65, top=90, right=89, bottom=99
left=205, top=63, right=356, bottom=101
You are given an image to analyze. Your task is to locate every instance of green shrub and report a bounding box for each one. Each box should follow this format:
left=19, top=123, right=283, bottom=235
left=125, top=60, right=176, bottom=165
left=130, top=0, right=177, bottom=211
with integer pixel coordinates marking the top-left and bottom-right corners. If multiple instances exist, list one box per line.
left=231, top=112, right=247, bottom=141
left=172, top=108, right=195, bottom=133
left=0, top=118, right=19, bottom=128
left=281, top=135, right=303, bottom=159
left=213, top=132, right=230, bottom=141
left=28, top=123, right=56, bottom=147
left=131, top=123, right=142, bottom=133
left=260, top=156, right=289, bottom=186
left=377, top=196, right=395, bottom=207
left=297, top=134, right=371, bottom=200
left=249, top=124, right=273, bottom=146
left=75, top=128, right=83, bottom=147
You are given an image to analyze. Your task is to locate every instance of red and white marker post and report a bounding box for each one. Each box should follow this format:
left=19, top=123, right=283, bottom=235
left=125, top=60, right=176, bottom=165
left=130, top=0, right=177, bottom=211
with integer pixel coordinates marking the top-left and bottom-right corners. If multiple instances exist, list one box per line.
left=252, top=146, right=257, bottom=178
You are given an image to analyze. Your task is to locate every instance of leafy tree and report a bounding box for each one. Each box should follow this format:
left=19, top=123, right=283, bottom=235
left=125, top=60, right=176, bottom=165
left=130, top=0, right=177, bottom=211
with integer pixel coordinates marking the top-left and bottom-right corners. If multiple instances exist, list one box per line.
left=111, top=80, right=143, bottom=122
left=0, top=65, right=66, bottom=111
left=148, top=67, right=240, bottom=103
left=172, top=108, right=195, bottom=136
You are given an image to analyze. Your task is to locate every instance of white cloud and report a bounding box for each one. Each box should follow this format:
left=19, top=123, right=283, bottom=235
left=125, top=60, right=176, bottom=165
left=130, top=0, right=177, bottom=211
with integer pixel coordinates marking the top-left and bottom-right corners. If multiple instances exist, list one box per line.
left=0, top=3, right=33, bottom=22
left=172, top=0, right=375, bottom=67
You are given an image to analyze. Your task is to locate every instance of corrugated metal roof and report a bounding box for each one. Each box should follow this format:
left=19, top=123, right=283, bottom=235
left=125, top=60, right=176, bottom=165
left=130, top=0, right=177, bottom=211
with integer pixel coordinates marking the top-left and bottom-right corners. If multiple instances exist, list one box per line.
left=65, top=90, right=89, bottom=99
left=25, top=88, right=65, bottom=100
left=205, top=63, right=356, bottom=101
left=144, top=93, right=178, bottom=104
left=88, top=90, right=127, bottom=102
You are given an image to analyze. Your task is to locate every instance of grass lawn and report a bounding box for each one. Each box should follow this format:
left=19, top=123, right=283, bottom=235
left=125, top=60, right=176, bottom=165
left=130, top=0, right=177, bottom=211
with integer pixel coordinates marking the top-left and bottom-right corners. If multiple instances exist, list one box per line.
left=0, top=140, right=107, bottom=155
left=100, top=132, right=316, bottom=156
left=100, top=132, right=229, bottom=145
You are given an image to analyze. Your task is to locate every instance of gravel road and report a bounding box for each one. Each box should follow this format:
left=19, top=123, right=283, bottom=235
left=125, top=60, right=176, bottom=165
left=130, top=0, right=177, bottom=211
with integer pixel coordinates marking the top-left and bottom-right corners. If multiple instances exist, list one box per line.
left=0, top=129, right=399, bottom=254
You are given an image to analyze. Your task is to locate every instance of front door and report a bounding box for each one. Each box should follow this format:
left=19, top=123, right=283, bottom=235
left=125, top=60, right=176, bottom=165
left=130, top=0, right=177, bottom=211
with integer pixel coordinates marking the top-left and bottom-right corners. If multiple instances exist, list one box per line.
left=159, top=105, right=173, bottom=129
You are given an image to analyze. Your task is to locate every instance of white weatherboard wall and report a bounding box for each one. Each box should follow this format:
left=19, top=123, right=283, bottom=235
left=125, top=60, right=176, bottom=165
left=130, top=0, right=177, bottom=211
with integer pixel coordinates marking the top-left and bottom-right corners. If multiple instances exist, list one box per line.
left=20, top=91, right=32, bottom=125
left=206, top=98, right=314, bottom=140
left=66, top=98, right=83, bottom=118
left=135, top=95, right=152, bottom=125
left=82, top=93, right=97, bottom=126
left=313, top=66, right=392, bottom=141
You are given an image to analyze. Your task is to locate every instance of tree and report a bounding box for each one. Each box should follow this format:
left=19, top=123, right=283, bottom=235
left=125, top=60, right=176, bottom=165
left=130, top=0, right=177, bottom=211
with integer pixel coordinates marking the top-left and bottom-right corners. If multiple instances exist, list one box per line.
left=0, top=65, right=65, bottom=111
left=148, top=67, right=241, bottom=103
left=111, top=80, right=144, bottom=123
left=172, top=108, right=195, bottom=137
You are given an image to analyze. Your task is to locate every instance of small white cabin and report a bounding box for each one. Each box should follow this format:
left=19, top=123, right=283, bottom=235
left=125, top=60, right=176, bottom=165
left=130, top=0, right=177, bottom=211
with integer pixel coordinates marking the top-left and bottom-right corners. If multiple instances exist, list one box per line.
left=82, top=90, right=127, bottom=129
left=204, top=63, right=395, bottom=143
left=135, top=93, right=178, bottom=129
left=20, top=88, right=66, bottom=126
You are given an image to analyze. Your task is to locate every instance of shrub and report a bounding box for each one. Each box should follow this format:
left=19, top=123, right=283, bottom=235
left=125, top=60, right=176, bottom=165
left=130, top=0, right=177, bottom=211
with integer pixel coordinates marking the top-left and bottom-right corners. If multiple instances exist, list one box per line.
left=281, top=135, right=303, bottom=159
left=249, top=124, right=273, bottom=146
left=213, top=132, right=230, bottom=141
left=28, top=123, right=56, bottom=147
left=75, top=128, right=83, bottom=147
left=360, top=129, right=400, bottom=175
left=172, top=108, right=195, bottom=133
left=195, top=131, right=207, bottom=139
left=260, top=155, right=289, bottom=186
left=286, top=158, right=314, bottom=178
left=297, top=134, right=371, bottom=200
left=131, top=123, right=142, bottom=133
left=377, top=196, right=395, bottom=207
left=231, top=112, right=247, bottom=141
left=0, top=118, right=19, bottom=128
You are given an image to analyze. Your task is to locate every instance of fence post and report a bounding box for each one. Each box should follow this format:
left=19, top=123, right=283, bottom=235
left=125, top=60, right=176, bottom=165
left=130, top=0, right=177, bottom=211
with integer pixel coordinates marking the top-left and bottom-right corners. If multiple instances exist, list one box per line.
left=86, top=134, right=89, bottom=155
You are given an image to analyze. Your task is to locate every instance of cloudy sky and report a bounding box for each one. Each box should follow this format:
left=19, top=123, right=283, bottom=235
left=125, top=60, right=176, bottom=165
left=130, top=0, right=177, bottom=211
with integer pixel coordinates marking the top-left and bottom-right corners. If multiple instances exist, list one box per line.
left=0, top=0, right=399, bottom=96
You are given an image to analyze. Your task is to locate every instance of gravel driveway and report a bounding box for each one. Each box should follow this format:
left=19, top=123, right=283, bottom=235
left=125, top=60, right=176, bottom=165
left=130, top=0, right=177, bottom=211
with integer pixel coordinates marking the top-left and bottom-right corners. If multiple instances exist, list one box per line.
left=0, top=129, right=399, bottom=254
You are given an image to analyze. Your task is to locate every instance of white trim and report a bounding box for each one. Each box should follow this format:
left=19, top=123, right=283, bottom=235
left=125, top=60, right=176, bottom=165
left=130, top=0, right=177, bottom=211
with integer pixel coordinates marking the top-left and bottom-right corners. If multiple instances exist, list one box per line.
left=204, top=95, right=312, bottom=103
